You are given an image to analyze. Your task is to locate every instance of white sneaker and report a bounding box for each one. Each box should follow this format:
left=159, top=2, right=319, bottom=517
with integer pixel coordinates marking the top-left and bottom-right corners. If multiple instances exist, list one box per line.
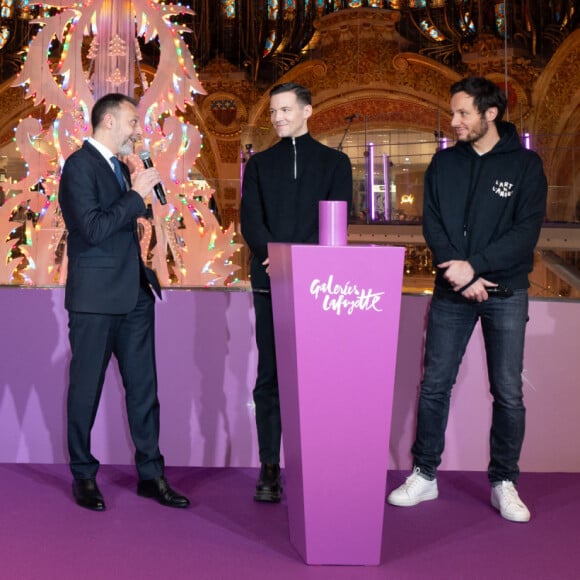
left=491, top=481, right=531, bottom=523
left=387, top=467, right=438, bottom=507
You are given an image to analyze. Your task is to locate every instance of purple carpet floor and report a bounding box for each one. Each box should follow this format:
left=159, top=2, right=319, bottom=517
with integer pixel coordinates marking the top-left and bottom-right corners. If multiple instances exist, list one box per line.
left=1, top=465, right=578, bottom=580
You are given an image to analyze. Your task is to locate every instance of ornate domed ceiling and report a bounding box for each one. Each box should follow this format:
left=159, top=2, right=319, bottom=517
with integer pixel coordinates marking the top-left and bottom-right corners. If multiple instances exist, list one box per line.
left=172, top=1, right=579, bottom=84
left=1, top=1, right=578, bottom=84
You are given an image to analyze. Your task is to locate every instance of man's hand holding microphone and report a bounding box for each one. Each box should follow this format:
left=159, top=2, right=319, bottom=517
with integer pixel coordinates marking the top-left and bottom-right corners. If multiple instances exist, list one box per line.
left=121, top=151, right=167, bottom=204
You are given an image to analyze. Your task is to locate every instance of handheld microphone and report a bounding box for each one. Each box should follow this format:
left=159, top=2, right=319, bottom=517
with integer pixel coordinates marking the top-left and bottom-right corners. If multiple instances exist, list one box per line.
left=486, top=285, right=514, bottom=298
left=138, top=151, right=167, bottom=205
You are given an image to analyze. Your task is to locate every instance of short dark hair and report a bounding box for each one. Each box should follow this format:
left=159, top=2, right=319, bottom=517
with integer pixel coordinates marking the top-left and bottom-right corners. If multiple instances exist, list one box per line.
left=270, top=82, right=312, bottom=106
left=450, top=77, right=507, bottom=121
left=91, top=93, right=138, bottom=130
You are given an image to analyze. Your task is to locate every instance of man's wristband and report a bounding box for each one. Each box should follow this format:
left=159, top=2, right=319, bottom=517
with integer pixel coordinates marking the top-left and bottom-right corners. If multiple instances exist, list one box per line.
left=457, top=276, right=478, bottom=293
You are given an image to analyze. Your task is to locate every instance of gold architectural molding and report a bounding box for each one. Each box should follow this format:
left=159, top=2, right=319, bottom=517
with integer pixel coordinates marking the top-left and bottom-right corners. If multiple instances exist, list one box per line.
left=532, top=29, right=580, bottom=177
left=0, top=83, right=38, bottom=148
left=1, top=12, right=579, bottom=220
left=533, top=29, right=580, bottom=133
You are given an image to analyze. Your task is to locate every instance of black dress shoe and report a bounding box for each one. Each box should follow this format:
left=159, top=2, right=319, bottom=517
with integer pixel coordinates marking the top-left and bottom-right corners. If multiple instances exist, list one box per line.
left=254, top=463, right=282, bottom=503
left=73, top=478, right=105, bottom=511
left=137, top=476, right=190, bottom=508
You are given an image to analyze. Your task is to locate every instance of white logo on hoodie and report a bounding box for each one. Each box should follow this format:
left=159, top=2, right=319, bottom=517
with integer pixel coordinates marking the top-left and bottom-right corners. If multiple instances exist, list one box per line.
left=492, top=180, right=514, bottom=198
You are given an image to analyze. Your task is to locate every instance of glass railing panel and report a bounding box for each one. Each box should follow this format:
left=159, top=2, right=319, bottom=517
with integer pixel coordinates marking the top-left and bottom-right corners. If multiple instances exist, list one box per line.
left=0, top=130, right=578, bottom=300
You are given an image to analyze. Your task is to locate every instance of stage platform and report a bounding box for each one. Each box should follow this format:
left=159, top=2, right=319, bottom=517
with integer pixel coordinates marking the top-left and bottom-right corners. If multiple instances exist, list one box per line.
left=1, top=464, right=578, bottom=579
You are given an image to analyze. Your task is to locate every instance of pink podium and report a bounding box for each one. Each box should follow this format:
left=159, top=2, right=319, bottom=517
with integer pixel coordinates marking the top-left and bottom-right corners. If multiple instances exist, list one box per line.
left=268, top=243, right=405, bottom=566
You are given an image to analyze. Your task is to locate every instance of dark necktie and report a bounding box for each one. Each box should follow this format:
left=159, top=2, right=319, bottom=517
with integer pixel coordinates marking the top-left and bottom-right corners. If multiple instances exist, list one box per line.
left=110, top=156, right=126, bottom=190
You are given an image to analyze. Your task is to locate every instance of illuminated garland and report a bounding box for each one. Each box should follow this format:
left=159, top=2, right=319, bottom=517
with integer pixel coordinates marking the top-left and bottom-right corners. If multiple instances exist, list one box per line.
left=1, top=0, right=241, bottom=287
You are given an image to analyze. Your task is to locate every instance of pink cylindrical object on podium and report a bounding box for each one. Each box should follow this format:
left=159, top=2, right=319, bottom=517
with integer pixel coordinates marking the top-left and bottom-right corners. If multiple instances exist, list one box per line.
left=318, top=200, right=347, bottom=246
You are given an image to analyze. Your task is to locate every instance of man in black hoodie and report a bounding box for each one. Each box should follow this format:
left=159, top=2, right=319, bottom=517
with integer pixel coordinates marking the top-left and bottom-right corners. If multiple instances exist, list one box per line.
left=241, top=82, right=352, bottom=502
left=387, top=77, right=547, bottom=522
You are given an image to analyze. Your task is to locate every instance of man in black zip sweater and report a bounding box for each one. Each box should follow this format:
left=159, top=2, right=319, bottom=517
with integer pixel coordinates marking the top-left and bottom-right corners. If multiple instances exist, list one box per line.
left=241, top=82, right=352, bottom=502
left=387, top=77, right=547, bottom=522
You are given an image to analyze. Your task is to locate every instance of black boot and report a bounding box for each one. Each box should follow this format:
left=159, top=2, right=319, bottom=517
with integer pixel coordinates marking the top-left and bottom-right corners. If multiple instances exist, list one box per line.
left=254, top=463, right=282, bottom=503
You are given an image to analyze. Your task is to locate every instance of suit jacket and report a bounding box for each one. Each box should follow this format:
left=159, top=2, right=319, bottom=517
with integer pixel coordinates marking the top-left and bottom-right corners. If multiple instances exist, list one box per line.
left=59, top=140, right=161, bottom=314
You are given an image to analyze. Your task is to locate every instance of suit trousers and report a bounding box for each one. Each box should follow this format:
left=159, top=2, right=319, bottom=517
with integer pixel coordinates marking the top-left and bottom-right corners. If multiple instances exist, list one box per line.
left=252, top=290, right=282, bottom=464
left=67, top=284, right=164, bottom=480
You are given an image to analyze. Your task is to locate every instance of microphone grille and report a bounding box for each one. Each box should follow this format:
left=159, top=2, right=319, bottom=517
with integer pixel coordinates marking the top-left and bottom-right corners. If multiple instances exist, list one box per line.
left=138, top=150, right=151, bottom=160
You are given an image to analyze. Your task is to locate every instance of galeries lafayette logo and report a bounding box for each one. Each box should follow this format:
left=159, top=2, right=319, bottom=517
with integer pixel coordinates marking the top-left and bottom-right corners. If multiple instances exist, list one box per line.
left=309, top=275, right=384, bottom=316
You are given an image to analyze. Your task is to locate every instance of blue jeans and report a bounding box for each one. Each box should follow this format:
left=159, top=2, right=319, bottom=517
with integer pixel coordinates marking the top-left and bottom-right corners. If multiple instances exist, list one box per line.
left=411, top=288, right=529, bottom=484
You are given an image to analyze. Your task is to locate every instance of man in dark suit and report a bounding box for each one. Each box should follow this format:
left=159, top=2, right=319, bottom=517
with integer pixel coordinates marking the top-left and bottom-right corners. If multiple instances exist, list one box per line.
left=59, top=93, right=189, bottom=511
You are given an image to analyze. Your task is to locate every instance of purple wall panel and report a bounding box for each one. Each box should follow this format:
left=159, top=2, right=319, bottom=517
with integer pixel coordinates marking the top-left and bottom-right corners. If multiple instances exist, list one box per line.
left=1, top=287, right=579, bottom=472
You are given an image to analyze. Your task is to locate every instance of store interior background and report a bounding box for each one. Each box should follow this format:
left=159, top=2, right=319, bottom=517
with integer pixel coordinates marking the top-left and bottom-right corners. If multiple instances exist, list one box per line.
left=0, top=0, right=578, bottom=297
left=0, top=1, right=579, bottom=473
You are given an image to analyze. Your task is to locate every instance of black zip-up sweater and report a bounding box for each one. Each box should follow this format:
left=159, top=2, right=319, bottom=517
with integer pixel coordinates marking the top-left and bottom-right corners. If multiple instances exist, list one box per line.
left=423, top=121, right=547, bottom=291
left=241, top=132, right=353, bottom=289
